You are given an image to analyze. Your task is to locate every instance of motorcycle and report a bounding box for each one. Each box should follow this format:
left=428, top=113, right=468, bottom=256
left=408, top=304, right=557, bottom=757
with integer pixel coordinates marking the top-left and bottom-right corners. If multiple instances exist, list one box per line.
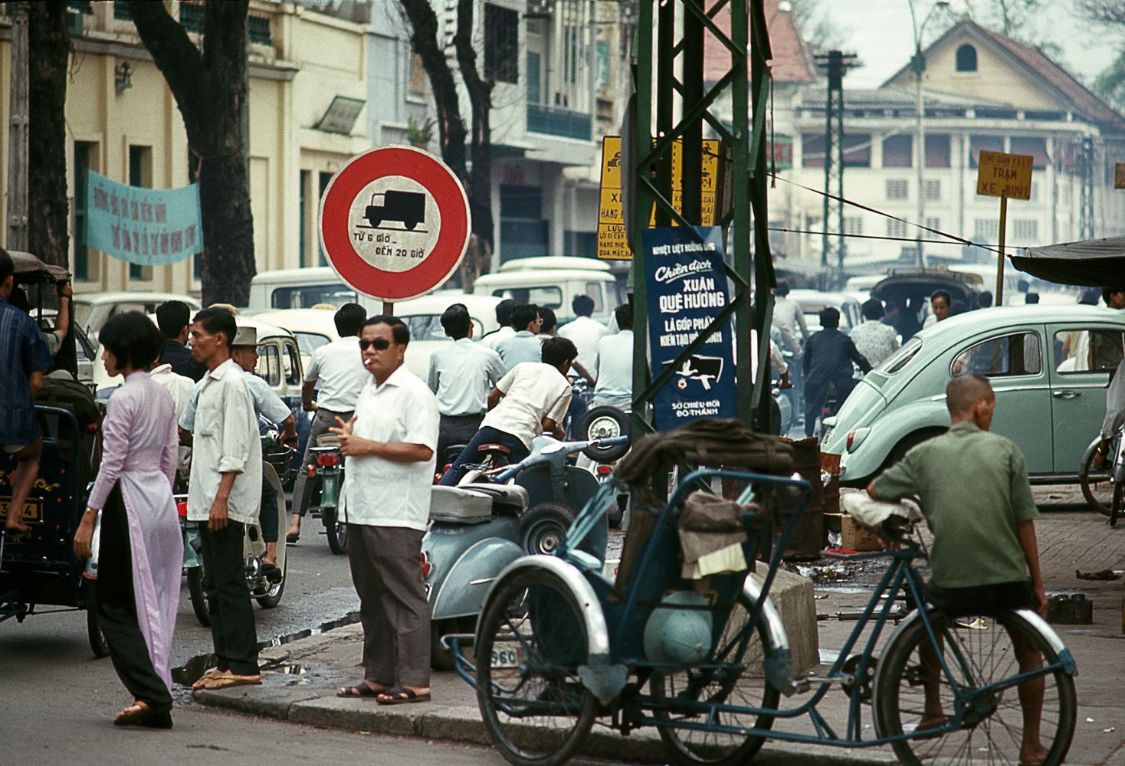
left=303, top=435, right=347, bottom=554
left=181, top=436, right=293, bottom=627
left=424, top=433, right=628, bottom=669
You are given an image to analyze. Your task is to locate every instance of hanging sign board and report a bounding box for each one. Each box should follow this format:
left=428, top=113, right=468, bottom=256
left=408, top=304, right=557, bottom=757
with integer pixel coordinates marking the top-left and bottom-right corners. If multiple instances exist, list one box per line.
left=975, top=150, right=1034, bottom=200
left=643, top=226, right=736, bottom=431
left=319, top=146, right=470, bottom=302
left=85, top=170, right=203, bottom=265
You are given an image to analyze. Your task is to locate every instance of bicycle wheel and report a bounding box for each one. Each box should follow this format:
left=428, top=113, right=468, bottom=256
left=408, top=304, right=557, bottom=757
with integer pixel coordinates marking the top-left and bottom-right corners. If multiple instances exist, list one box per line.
left=874, top=609, right=1076, bottom=766
left=1078, top=442, right=1114, bottom=516
left=650, top=592, right=779, bottom=766
left=476, top=567, right=598, bottom=766
left=1110, top=481, right=1123, bottom=528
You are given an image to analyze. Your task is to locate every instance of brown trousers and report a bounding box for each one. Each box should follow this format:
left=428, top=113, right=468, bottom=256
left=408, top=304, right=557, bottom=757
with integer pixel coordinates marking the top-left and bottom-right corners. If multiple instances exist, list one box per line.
left=346, top=524, right=430, bottom=688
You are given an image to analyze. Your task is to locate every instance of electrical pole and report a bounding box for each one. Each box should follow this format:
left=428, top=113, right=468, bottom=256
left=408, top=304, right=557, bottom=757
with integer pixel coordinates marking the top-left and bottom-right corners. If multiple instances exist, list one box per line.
left=6, top=1, right=29, bottom=251
left=1078, top=136, right=1095, bottom=240
left=815, top=50, right=855, bottom=286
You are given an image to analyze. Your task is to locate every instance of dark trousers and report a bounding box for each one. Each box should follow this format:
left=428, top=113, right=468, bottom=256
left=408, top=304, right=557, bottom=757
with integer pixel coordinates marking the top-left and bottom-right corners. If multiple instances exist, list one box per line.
left=565, top=396, right=588, bottom=438
left=439, top=426, right=530, bottom=486
left=804, top=376, right=856, bottom=437
left=260, top=475, right=278, bottom=544
left=96, top=486, right=173, bottom=712
left=199, top=521, right=259, bottom=675
left=437, top=413, right=485, bottom=468
left=292, top=408, right=352, bottom=517
left=347, top=524, right=430, bottom=689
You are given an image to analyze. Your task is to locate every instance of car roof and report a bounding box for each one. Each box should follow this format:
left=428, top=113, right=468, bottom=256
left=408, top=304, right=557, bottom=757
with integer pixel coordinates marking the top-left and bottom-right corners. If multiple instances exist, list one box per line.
left=474, top=270, right=614, bottom=285
left=251, top=308, right=340, bottom=337
left=74, top=291, right=202, bottom=307
left=249, top=266, right=338, bottom=284
left=234, top=316, right=295, bottom=340
left=394, top=293, right=501, bottom=316
left=916, top=304, right=1125, bottom=340
left=497, top=256, right=611, bottom=273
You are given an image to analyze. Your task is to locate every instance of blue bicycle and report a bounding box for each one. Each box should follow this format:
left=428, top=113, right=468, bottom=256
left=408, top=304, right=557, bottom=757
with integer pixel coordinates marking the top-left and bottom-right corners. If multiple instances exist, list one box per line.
left=451, top=469, right=1077, bottom=766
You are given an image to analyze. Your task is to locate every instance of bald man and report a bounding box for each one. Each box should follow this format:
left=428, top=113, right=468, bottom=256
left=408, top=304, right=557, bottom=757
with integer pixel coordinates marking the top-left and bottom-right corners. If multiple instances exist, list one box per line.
left=867, top=374, right=1047, bottom=766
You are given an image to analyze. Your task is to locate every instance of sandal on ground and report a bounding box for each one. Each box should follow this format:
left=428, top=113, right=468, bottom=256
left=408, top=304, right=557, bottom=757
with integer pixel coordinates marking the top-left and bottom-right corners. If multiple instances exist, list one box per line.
left=190, top=667, right=228, bottom=691
left=114, top=702, right=173, bottom=729
left=195, top=672, right=261, bottom=690
left=285, top=531, right=300, bottom=544
left=376, top=686, right=431, bottom=706
left=337, top=681, right=389, bottom=699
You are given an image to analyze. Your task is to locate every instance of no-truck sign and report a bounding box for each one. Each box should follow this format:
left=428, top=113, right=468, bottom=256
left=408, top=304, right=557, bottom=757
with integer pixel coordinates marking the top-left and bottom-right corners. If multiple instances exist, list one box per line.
left=318, top=146, right=471, bottom=302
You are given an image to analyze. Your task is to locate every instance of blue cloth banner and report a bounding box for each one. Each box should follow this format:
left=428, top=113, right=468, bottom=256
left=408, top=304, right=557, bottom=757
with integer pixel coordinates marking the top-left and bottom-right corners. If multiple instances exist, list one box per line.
left=643, top=226, right=737, bottom=431
left=85, top=170, right=203, bottom=265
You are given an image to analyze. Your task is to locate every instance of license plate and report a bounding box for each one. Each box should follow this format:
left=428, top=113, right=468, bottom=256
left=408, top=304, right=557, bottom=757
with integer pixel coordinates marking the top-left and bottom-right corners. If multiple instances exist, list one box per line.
left=491, top=647, right=520, bottom=669
left=0, top=497, right=42, bottom=524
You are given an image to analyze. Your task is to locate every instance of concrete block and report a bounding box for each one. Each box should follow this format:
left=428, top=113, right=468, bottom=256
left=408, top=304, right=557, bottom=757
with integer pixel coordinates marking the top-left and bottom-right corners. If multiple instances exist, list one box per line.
left=749, top=567, right=818, bottom=673
left=289, top=696, right=421, bottom=736
left=192, top=685, right=321, bottom=720
left=417, top=705, right=493, bottom=745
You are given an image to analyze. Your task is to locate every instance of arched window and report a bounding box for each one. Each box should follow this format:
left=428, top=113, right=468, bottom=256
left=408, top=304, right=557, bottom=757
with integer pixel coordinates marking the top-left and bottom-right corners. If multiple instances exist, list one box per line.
left=956, top=44, right=978, bottom=72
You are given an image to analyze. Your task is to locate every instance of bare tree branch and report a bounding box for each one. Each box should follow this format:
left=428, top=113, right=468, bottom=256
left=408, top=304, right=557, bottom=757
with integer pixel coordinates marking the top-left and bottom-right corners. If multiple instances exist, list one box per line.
left=127, top=1, right=206, bottom=141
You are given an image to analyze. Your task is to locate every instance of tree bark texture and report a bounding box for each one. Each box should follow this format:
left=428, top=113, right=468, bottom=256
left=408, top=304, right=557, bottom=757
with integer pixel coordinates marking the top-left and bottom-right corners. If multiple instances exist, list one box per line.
left=128, top=0, right=255, bottom=306
left=26, top=2, right=69, bottom=268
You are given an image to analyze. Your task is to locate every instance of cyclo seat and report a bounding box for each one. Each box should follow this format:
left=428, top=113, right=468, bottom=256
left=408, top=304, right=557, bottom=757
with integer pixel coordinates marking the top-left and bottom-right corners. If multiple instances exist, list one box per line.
left=476, top=443, right=511, bottom=456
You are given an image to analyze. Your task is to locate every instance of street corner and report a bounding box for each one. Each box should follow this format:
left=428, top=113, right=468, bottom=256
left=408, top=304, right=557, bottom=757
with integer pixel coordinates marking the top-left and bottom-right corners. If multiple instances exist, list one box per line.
left=191, top=683, right=324, bottom=721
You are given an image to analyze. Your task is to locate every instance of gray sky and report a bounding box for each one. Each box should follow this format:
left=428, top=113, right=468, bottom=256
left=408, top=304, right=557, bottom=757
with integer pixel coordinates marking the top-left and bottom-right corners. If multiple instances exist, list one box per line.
left=815, top=0, right=1118, bottom=91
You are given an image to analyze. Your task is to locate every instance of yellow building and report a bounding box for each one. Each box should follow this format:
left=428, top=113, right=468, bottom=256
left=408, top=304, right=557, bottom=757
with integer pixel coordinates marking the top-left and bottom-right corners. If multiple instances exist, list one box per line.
left=0, top=0, right=370, bottom=297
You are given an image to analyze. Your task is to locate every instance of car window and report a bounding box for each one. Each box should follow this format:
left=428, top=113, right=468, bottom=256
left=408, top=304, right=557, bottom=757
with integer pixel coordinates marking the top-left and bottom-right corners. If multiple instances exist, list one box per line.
left=951, top=332, right=1041, bottom=378
left=491, top=286, right=563, bottom=309
left=878, top=336, right=922, bottom=374
left=403, top=314, right=448, bottom=342
left=294, top=332, right=331, bottom=359
left=1052, top=329, right=1125, bottom=374
left=256, top=343, right=281, bottom=386
left=74, top=303, right=93, bottom=332
left=283, top=341, right=301, bottom=386
left=271, top=284, right=358, bottom=309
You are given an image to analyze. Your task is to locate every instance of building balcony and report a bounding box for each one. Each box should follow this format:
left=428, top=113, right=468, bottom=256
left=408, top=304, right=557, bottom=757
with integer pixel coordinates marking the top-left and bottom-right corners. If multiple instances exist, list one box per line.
left=527, top=103, right=592, bottom=141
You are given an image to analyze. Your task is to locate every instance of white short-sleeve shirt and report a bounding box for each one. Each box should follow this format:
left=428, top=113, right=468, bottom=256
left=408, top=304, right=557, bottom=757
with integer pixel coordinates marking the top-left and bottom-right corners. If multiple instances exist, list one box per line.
left=481, top=362, right=573, bottom=448
left=305, top=336, right=368, bottom=413
left=341, top=365, right=440, bottom=531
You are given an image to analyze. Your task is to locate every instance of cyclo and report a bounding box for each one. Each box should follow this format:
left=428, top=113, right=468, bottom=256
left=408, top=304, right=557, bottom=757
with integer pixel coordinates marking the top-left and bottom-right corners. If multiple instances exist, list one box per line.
left=449, top=421, right=1077, bottom=766
left=0, top=251, right=108, bottom=657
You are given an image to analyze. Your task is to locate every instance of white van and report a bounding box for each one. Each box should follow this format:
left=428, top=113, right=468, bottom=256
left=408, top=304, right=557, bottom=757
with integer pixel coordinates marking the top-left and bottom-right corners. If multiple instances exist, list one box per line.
left=247, top=267, right=376, bottom=312
left=473, top=257, right=624, bottom=324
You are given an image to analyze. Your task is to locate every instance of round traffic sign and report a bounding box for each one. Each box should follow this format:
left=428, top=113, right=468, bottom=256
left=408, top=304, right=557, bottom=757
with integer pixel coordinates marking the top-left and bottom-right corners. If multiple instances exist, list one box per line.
left=318, top=146, right=471, bottom=302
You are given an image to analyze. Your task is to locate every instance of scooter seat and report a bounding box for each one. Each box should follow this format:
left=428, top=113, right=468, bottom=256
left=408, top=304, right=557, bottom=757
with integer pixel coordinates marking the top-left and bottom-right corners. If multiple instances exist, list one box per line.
left=458, top=483, right=529, bottom=515
left=476, top=443, right=511, bottom=456
left=429, top=486, right=493, bottom=523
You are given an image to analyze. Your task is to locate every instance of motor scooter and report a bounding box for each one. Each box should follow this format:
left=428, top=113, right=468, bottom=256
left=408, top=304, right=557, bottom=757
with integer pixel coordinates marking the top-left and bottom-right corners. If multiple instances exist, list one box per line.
left=303, top=435, right=347, bottom=554
left=181, top=436, right=292, bottom=627
left=423, top=434, right=628, bottom=669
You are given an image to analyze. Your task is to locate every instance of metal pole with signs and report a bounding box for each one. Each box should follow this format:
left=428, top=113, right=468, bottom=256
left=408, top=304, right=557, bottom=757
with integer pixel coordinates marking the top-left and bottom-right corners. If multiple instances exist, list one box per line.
left=975, top=150, right=1033, bottom=306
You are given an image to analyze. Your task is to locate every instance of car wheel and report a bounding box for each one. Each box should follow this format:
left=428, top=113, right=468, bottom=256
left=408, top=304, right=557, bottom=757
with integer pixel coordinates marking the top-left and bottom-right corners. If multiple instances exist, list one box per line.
left=880, top=430, right=944, bottom=474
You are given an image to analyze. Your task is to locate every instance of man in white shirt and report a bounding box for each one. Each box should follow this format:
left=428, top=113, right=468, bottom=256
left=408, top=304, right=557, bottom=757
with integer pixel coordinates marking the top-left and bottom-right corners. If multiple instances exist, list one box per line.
left=772, top=281, right=809, bottom=357
left=182, top=308, right=263, bottom=690
left=559, top=294, right=607, bottom=373
left=479, top=299, right=516, bottom=350
left=149, top=362, right=195, bottom=423
left=439, top=337, right=577, bottom=486
left=593, top=303, right=634, bottom=411
left=427, top=303, right=505, bottom=464
left=495, top=303, right=544, bottom=372
left=287, top=303, right=368, bottom=542
left=331, top=315, right=439, bottom=704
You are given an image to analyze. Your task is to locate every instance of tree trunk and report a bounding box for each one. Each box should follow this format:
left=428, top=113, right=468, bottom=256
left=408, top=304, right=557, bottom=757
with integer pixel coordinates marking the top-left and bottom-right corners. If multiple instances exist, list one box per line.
left=26, top=2, right=69, bottom=268
left=128, top=0, right=255, bottom=306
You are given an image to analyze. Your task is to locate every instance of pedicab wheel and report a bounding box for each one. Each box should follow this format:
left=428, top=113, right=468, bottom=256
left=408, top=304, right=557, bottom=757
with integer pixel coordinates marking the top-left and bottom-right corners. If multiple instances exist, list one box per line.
left=649, top=591, right=778, bottom=766
left=476, top=567, right=597, bottom=766
left=1078, top=440, right=1114, bottom=516
left=85, top=583, right=110, bottom=658
left=186, top=566, right=211, bottom=627
left=873, top=609, right=1076, bottom=766
left=577, top=407, right=630, bottom=463
left=325, top=510, right=348, bottom=555
left=256, top=554, right=286, bottom=609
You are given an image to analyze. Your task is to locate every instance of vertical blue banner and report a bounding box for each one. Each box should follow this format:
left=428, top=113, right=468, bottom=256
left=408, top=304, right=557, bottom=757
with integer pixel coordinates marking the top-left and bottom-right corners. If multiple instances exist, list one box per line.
left=643, top=226, right=737, bottom=431
left=85, top=170, right=204, bottom=265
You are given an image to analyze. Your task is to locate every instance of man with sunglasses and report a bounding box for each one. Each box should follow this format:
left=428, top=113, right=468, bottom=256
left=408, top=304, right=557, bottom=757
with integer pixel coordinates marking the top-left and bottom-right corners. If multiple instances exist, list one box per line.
left=331, top=316, right=439, bottom=705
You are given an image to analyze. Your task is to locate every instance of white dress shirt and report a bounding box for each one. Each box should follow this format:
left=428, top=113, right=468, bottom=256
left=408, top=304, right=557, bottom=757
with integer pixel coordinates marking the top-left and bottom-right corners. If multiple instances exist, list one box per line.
left=772, top=297, right=809, bottom=355
left=593, top=330, right=633, bottom=410
left=304, top=336, right=368, bottom=413
left=183, top=359, right=262, bottom=524
left=149, top=363, right=195, bottom=423
left=341, top=365, right=439, bottom=531
left=496, top=330, right=543, bottom=372
left=480, top=326, right=515, bottom=350
left=558, top=315, right=607, bottom=372
left=482, top=362, right=573, bottom=447
left=181, top=369, right=291, bottom=430
left=427, top=338, right=506, bottom=416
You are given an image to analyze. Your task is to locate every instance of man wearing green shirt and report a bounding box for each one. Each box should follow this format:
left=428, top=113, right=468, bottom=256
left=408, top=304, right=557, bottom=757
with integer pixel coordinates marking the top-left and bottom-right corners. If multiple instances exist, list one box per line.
left=867, top=374, right=1047, bottom=766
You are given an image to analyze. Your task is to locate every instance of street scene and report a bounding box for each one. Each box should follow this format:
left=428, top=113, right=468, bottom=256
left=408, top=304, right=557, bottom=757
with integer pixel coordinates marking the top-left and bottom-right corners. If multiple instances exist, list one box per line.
left=2, top=1, right=1125, bottom=765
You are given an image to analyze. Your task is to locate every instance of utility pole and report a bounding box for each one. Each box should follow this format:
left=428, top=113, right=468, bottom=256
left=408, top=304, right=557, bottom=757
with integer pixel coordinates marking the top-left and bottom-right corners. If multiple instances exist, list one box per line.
left=908, top=0, right=949, bottom=268
left=6, top=1, right=29, bottom=251
left=814, top=50, right=855, bottom=286
left=1078, top=136, right=1095, bottom=240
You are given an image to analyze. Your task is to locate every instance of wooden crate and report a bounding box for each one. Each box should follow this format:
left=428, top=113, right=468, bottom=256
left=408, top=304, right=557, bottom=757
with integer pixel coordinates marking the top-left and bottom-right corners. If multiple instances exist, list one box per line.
left=841, top=513, right=884, bottom=552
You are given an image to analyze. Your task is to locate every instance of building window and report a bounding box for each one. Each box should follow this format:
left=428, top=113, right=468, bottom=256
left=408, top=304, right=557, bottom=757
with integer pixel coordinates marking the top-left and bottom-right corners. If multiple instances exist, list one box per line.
left=842, top=134, right=871, bottom=167
left=526, top=51, right=542, bottom=105
left=925, top=134, right=951, bottom=168
left=924, top=179, right=941, bottom=201
left=956, top=44, right=977, bottom=72
left=248, top=14, right=271, bottom=46
left=925, top=216, right=941, bottom=232
left=1013, top=219, right=1038, bottom=242
left=407, top=53, right=427, bottom=100
left=1009, top=136, right=1049, bottom=169
left=484, top=4, right=519, bottom=84
left=114, top=2, right=133, bottom=21
left=73, top=141, right=96, bottom=282
left=882, top=134, right=912, bottom=168
left=128, top=145, right=152, bottom=282
left=969, top=135, right=1004, bottom=168
left=801, top=133, right=825, bottom=168
left=844, top=216, right=863, bottom=235
left=887, top=219, right=908, bottom=238
left=974, top=218, right=999, bottom=242
left=886, top=179, right=909, bottom=200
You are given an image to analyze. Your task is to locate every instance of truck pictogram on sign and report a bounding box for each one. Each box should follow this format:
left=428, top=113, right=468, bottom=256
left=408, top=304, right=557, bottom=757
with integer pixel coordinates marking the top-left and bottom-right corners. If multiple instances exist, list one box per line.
left=364, top=190, right=427, bottom=231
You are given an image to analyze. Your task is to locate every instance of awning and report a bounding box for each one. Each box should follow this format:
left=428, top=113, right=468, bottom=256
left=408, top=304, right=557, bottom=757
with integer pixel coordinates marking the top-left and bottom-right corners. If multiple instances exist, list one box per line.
left=1010, top=236, right=1125, bottom=287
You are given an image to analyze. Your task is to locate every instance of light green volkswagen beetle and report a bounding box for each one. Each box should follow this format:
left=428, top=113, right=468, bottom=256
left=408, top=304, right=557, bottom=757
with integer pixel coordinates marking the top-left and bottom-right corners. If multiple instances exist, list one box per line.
left=822, top=304, right=1125, bottom=486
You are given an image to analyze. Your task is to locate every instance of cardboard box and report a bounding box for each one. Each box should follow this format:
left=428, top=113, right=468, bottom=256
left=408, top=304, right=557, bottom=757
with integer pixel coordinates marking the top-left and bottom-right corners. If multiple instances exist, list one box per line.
left=841, top=513, right=884, bottom=552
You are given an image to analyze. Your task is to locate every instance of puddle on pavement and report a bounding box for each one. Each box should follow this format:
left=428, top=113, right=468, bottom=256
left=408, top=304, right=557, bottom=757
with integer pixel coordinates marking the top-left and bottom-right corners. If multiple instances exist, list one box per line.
left=173, top=611, right=359, bottom=686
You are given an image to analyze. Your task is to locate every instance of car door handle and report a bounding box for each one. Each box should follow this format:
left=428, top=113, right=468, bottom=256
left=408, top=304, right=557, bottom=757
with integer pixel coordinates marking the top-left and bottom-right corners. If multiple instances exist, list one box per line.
left=1052, top=390, right=1081, bottom=400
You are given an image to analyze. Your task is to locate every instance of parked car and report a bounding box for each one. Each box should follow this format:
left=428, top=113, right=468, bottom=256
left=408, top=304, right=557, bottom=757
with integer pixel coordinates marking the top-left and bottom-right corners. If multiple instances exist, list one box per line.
left=474, top=257, right=624, bottom=325
left=822, top=305, right=1125, bottom=486
left=246, top=267, right=368, bottom=312
left=73, top=291, right=201, bottom=344
left=788, top=289, right=863, bottom=332
left=395, top=293, right=501, bottom=378
left=252, top=307, right=339, bottom=372
left=869, top=267, right=984, bottom=321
